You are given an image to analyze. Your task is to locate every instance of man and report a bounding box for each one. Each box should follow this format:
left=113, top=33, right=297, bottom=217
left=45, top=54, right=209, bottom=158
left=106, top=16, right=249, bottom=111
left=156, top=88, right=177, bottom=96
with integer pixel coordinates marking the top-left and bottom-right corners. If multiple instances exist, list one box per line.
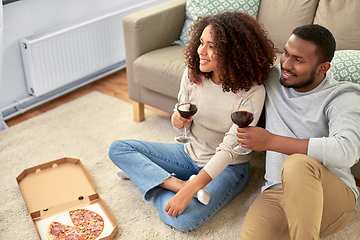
left=237, top=24, right=360, bottom=239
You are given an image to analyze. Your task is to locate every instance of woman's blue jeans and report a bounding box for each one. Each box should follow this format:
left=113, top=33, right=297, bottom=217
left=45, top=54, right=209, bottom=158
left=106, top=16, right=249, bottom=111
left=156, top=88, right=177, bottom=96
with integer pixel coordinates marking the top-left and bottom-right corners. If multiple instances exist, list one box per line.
left=108, top=139, right=250, bottom=231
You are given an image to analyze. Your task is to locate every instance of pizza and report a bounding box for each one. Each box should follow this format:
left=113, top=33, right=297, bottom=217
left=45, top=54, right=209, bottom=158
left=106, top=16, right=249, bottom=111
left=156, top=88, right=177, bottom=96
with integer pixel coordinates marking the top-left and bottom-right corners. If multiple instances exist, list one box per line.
left=47, top=209, right=104, bottom=240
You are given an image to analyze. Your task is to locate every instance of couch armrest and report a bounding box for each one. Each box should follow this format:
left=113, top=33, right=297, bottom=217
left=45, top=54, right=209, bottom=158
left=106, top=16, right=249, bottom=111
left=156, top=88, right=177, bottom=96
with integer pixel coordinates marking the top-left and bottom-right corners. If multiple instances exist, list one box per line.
left=123, top=0, right=187, bottom=84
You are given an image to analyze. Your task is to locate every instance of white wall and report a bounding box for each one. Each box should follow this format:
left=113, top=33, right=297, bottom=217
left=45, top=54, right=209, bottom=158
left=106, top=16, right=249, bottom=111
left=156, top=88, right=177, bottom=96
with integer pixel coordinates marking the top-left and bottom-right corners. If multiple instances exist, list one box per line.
left=0, top=0, right=169, bottom=122
left=0, top=1, right=6, bottom=130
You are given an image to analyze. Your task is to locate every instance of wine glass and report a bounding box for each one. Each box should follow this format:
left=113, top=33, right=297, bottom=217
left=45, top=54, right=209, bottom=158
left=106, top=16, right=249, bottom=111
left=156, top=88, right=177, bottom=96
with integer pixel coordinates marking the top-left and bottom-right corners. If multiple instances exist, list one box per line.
left=175, top=88, right=198, bottom=144
left=231, top=99, right=254, bottom=154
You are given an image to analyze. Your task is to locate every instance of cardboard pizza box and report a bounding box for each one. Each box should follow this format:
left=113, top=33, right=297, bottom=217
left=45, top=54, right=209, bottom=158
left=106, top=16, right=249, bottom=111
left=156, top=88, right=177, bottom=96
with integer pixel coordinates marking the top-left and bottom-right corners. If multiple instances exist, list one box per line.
left=16, top=157, right=118, bottom=240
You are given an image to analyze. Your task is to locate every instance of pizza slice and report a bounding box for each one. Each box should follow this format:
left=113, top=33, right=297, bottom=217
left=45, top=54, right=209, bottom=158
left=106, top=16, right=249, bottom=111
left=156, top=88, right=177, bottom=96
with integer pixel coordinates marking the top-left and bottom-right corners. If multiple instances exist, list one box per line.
left=47, top=221, right=78, bottom=240
left=47, top=209, right=104, bottom=240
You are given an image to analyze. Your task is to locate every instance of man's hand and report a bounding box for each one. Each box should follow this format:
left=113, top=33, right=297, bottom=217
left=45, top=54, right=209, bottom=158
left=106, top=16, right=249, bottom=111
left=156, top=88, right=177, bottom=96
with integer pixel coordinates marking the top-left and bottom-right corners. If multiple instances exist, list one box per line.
left=237, top=126, right=309, bottom=155
left=188, top=68, right=203, bottom=85
left=172, top=111, right=192, bottom=129
left=237, top=126, right=273, bottom=152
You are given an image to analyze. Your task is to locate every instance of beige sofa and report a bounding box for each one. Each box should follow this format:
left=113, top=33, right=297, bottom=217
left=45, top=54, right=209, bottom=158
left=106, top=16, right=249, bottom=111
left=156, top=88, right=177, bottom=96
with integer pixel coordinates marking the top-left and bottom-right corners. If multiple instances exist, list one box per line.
left=123, top=0, right=360, bottom=121
left=122, top=0, right=360, bottom=178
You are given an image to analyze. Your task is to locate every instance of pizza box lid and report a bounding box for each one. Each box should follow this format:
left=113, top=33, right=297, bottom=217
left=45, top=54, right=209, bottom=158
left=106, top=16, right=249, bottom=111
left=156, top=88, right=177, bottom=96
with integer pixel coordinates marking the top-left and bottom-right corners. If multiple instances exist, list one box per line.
left=16, top=157, right=118, bottom=240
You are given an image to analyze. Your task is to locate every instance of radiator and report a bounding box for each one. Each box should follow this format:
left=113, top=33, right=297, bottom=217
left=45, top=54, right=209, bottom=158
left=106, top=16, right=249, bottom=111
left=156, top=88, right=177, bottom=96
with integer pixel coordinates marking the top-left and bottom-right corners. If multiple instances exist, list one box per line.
left=19, top=10, right=125, bottom=97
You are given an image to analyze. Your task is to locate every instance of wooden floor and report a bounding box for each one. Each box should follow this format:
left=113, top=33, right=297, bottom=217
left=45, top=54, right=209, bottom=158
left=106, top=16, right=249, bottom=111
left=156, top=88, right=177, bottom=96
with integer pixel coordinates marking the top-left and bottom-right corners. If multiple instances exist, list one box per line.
left=5, top=68, right=169, bottom=127
left=5, top=69, right=360, bottom=187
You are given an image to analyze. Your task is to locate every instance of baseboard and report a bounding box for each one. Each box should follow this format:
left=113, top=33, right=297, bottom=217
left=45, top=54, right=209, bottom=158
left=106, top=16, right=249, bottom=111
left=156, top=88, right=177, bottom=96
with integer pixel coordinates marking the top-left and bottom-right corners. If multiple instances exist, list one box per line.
left=1, top=62, right=125, bottom=121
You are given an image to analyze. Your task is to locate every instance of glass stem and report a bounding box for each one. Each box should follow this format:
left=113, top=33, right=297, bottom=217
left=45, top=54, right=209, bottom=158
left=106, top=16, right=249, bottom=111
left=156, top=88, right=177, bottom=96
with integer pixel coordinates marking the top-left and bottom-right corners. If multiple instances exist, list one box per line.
left=183, top=126, right=187, bottom=138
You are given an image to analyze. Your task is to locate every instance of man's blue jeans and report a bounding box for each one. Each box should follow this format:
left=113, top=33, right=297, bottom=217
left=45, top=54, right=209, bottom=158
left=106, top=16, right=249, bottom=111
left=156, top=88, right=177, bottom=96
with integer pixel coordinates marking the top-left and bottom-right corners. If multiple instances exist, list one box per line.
left=109, top=139, right=250, bottom=231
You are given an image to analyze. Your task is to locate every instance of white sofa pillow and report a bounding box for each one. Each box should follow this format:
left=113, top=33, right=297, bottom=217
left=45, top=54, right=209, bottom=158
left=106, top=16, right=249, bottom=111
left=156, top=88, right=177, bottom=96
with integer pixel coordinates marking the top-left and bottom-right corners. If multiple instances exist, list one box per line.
left=330, top=50, right=360, bottom=84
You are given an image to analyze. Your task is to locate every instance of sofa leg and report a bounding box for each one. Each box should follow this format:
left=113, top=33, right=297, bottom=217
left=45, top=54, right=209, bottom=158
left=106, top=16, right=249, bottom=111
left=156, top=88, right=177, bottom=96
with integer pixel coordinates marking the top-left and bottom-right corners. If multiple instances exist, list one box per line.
left=133, top=102, right=145, bottom=122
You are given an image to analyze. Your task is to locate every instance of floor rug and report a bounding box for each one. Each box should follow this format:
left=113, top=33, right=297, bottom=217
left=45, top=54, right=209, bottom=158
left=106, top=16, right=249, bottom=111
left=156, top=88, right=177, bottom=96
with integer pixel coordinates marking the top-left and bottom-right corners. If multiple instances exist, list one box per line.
left=0, top=91, right=358, bottom=239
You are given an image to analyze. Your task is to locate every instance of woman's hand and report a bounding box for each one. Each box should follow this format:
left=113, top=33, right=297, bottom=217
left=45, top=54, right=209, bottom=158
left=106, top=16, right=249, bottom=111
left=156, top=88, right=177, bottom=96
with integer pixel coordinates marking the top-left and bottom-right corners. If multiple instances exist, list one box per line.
left=164, top=170, right=212, bottom=216
left=172, top=111, right=193, bottom=129
left=165, top=187, right=194, bottom=216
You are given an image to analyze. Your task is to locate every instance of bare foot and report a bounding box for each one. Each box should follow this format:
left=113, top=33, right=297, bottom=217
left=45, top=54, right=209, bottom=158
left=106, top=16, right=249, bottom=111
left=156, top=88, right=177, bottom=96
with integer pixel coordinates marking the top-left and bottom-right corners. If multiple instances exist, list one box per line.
left=159, top=175, right=210, bottom=205
left=159, top=176, right=187, bottom=193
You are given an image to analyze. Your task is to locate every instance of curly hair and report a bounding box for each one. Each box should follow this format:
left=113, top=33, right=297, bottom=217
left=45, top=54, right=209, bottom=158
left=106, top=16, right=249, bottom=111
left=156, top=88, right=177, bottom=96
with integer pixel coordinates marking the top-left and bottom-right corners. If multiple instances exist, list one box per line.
left=184, top=11, right=277, bottom=93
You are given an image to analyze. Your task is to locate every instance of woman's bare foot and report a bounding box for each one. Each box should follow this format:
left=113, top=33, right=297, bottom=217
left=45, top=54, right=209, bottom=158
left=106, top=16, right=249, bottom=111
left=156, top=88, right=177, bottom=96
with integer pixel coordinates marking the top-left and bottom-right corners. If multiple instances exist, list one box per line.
left=159, top=176, right=187, bottom=193
left=159, top=175, right=210, bottom=205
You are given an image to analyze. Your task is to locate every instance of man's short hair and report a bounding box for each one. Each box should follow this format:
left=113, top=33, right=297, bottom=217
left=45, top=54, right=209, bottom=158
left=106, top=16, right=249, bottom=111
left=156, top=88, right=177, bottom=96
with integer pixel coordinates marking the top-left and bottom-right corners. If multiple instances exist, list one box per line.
left=292, top=24, right=336, bottom=64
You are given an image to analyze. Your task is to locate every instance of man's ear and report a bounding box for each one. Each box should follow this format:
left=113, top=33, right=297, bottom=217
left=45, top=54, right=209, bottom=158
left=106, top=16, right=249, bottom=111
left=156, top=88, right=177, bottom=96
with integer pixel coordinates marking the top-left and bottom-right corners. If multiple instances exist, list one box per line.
left=317, top=62, right=331, bottom=75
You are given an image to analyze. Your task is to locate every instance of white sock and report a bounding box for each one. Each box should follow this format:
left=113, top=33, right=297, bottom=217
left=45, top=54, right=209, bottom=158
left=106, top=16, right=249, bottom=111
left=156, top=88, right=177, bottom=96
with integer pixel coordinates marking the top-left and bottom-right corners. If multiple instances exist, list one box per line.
left=117, top=169, right=129, bottom=179
left=189, top=175, right=210, bottom=205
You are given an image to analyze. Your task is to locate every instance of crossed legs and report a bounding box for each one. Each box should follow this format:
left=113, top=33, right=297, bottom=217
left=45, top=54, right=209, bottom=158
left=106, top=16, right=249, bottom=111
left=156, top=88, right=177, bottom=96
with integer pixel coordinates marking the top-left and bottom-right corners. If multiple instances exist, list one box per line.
left=109, top=139, right=250, bottom=231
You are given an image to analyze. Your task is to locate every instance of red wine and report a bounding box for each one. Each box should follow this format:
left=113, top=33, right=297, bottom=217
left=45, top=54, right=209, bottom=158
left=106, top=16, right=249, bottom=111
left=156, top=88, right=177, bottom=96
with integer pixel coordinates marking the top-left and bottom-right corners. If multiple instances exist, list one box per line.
left=231, top=111, right=253, bottom=127
left=178, top=103, right=198, bottom=118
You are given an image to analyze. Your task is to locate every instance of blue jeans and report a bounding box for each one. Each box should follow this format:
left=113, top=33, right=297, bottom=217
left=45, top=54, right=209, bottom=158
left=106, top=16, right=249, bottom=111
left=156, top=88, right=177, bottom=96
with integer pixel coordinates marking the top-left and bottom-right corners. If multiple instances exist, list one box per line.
left=108, top=139, right=250, bottom=231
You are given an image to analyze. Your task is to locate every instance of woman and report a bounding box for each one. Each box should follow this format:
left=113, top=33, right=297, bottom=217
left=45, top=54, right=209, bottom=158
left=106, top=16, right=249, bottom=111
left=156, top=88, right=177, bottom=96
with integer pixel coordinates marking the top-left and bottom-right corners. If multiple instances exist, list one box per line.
left=108, top=11, right=276, bottom=231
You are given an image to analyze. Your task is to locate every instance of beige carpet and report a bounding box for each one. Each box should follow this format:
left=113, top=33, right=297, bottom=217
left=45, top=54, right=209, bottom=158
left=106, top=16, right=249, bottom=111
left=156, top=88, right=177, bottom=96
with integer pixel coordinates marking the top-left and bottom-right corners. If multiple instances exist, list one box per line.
left=0, top=91, right=359, bottom=240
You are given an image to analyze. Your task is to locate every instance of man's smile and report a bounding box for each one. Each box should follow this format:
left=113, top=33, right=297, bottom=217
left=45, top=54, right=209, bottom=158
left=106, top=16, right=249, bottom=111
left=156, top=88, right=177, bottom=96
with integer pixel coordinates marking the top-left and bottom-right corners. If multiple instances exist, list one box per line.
left=281, top=69, right=297, bottom=79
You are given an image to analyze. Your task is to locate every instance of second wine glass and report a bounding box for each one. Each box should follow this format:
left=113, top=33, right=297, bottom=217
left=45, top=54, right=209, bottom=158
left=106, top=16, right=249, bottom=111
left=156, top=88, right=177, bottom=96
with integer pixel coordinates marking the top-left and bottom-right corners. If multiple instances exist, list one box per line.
left=175, top=89, right=198, bottom=144
left=231, top=99, right=254, bottom=154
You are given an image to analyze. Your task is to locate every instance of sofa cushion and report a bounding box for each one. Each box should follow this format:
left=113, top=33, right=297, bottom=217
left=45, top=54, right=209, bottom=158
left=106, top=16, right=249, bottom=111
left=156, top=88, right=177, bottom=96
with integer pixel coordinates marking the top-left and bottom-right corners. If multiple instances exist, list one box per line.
left=329, top=50, right=360, bottom=84
left=313, top=0, right=360, bottom=50
left=257, top=0, right=318, bottom=53
left=134, top=46, right=186, bottom=98
left=173, top=0, right=261, bottom=47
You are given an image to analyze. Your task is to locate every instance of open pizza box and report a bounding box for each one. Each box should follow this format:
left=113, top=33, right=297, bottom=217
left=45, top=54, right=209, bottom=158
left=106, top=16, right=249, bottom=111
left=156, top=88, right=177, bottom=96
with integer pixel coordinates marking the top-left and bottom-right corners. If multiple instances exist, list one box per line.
left=16, top=157, right=118, bottom=239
